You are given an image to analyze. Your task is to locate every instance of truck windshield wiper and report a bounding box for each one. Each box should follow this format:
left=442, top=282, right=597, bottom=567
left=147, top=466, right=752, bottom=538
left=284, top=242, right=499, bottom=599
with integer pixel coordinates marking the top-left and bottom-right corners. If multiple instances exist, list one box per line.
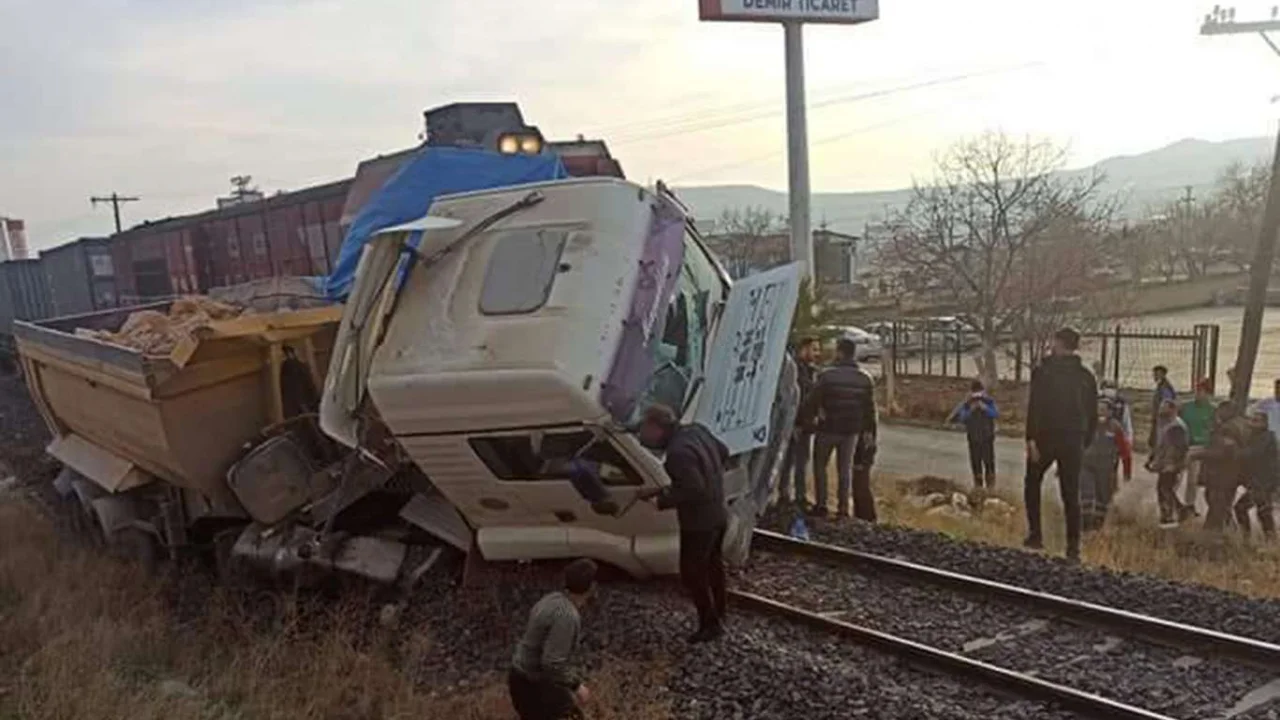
left=402, top=190, right=545, bottom=270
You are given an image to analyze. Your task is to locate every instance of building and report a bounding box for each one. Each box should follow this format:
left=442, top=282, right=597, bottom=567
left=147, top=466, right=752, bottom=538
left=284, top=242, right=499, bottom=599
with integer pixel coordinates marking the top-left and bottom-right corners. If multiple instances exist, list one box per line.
left=702, top=228, right=860, bottom=286
left=0, top=218, right=29, bottom=261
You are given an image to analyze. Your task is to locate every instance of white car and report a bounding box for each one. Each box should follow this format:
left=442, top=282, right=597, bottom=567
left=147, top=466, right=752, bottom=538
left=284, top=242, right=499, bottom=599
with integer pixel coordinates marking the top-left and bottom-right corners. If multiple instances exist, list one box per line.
left=830, top=325, right=883, bottom=362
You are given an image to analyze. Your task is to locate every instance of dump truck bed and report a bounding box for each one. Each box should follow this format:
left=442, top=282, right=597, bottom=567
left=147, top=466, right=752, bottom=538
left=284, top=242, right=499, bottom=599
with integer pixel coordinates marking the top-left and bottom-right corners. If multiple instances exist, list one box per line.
left=15, top=299, right=340, bottom=498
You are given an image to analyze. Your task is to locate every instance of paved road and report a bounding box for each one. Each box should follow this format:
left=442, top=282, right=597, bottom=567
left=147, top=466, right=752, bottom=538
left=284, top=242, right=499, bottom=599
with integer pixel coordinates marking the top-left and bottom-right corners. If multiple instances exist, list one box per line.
left=875, top=423, right=1160, bottom=517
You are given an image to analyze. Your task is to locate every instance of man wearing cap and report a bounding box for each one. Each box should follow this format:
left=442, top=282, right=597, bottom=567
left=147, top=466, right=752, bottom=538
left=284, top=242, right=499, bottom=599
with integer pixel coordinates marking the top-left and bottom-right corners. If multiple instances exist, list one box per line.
left=1179, top=379, right=1216, bottom=515
left=1023, top=327, right=1098, bottom=561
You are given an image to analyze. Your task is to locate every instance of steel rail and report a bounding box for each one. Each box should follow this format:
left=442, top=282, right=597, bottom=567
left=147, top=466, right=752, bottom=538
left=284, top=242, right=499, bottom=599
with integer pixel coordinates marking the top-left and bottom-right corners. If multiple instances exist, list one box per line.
left=753, top=529, right=1280, bottom=669
left=730, top=589, right=1178, bottom=720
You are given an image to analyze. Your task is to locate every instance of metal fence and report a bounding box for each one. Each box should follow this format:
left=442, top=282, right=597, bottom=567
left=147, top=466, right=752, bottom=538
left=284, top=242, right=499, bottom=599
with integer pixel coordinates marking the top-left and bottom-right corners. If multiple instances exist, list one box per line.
left=882, top=321, right=1221, bottom=390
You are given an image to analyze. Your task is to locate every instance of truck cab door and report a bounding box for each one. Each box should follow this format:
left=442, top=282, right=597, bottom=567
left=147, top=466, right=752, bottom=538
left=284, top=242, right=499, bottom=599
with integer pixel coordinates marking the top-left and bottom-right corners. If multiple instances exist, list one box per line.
left=320, top=216, right=461, bottom=448
left=691, top=261, right=802, bottom=564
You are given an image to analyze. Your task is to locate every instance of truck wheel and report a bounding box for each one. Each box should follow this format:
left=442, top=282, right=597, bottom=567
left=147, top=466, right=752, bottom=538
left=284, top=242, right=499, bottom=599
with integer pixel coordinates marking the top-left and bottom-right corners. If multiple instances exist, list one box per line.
left=112, top=527, right=160, bottom=576
left=212, top=527, right=248, bottom=586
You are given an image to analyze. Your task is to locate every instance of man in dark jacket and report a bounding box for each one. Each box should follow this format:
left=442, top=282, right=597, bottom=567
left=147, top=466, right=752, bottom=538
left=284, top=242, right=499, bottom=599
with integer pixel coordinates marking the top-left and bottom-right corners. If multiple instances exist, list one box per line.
left=1235, top=409, right=1278, bottom=540
left=779, top=337, right=821, bottom=509
left=637, top=404, right=730, bottom=642
left=801, top=338, right=878, bottom=521
left=1023, top=327, right=1098, bottom=561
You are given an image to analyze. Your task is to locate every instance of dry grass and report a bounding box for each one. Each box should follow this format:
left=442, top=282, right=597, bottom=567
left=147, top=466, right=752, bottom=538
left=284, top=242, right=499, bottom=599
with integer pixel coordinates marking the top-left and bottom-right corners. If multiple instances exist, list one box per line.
left=0, top=499, right=670, bottom=720
left=869, top=474, right=1280, bottom=599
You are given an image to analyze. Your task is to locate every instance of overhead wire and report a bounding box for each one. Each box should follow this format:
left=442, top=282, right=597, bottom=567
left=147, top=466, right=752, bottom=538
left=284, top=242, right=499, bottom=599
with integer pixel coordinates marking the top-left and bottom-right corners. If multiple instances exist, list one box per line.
left=608, top=61, right=1047, bottom=146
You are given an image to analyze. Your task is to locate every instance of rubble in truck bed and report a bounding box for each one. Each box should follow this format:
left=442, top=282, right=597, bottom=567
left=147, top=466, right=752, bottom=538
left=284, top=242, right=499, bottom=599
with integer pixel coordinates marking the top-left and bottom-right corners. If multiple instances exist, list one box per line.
left=72, top=277, right=333, bottom=356
left=74, top=296, right=245, bottom=355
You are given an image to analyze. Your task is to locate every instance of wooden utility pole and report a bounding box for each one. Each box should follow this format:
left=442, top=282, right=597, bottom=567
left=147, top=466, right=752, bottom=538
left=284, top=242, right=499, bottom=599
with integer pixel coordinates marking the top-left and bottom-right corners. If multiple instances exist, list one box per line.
left=90, top=192, right=140, bottom=234
left=1201, top=8, right=1280, bottom=407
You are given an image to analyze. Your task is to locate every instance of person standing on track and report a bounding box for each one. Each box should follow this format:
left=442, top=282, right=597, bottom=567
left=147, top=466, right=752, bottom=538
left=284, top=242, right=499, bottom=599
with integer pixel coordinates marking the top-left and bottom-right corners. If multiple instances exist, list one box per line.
left=779, top=337, right=821, bottom=511
left=509, top=558, right=598, bottom=720
left=1023, top=327, right=1098, bottom=561
left=803, top=337, right=879, bottom=521
left=948, top=380, right=999, bottom=489
left=636, top=404, right=730, bottom=643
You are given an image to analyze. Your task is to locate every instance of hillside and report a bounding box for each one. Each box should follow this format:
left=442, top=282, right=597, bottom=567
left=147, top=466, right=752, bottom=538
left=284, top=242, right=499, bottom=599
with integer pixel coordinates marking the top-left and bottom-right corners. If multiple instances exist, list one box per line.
left=674, top=136, right=1273, bottom=236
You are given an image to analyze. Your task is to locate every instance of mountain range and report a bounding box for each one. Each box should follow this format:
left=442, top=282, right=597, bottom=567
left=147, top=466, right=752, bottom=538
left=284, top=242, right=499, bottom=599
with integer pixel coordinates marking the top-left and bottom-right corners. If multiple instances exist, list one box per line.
left=672, top=136, right=1273, bottom=236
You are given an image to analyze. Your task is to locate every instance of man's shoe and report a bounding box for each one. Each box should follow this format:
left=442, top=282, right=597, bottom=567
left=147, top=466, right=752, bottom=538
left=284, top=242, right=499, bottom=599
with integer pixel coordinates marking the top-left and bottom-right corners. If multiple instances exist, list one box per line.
left=689, top=623, right=723, bottom=644
left=1022, top=536, right=1044, bottom=550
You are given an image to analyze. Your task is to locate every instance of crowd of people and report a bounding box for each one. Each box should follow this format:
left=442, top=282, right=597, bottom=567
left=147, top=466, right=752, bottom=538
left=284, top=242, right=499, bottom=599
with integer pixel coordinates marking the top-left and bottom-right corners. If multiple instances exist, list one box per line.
left=503, top=326, right=1280, bottom=719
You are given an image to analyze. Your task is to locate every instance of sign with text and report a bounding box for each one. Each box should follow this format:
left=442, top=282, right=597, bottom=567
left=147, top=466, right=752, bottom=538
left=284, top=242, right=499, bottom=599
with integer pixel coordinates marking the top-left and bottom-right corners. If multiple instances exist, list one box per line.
left=699, top=0, right=878, bottom=24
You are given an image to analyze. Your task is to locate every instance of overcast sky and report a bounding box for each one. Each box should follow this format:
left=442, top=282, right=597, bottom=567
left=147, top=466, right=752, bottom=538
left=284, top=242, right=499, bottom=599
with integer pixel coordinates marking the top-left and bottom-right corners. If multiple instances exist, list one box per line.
left=1, top=0, right=1277, bottom=249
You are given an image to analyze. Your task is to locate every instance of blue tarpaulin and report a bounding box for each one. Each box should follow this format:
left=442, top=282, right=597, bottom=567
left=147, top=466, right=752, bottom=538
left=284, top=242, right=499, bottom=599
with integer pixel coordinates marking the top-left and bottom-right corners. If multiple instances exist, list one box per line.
left=324, top=146, right=568, bottom=300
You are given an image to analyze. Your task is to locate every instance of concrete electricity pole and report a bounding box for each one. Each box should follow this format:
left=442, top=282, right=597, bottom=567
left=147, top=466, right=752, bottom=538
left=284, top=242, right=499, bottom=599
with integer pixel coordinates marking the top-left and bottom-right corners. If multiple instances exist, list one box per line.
left=784, top=21, right=814, bottom=280
left=90, top=192, right=140, bottom=234
left=1201, top=6, right=1280, bottom=406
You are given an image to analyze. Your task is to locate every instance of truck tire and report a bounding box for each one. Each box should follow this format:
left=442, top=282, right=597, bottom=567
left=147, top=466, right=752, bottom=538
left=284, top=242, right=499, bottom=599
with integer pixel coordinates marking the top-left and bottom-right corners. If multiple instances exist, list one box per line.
left=112, top=526, right=160, bottom=575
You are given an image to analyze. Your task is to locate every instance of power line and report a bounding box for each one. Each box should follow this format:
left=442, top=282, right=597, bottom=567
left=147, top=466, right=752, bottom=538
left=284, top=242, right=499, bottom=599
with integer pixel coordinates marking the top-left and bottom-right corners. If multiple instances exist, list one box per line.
left=585, top=64, right=996, bottom=137
left=90, top=192, right=140, bottom=234
left=608, top=61, right=1045, bottom=146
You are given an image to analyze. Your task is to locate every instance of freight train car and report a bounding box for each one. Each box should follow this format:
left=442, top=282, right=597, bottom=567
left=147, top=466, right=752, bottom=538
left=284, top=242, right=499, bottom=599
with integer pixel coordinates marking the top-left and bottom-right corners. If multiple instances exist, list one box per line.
left=40, top=237, right=118, bottom=317
left=110, top=179, right=352, bottom=305
left=0, top=101, right=623, bottom=362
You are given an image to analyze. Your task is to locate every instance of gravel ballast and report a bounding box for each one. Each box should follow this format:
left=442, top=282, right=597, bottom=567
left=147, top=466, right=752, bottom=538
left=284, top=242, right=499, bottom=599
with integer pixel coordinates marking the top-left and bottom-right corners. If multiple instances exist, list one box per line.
left=740, top=549, right=1275, bottom=719
left=763, top=513, right=1280, bottom=645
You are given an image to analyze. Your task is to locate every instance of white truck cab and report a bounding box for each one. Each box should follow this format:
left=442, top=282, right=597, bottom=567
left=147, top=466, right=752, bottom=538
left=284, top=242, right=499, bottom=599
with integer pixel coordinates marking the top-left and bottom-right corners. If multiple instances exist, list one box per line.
left=321, top=176, right=800, bottom=577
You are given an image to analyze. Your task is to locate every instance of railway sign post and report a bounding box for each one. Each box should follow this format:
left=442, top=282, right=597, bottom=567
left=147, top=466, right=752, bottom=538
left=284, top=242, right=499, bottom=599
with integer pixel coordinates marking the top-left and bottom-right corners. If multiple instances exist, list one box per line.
left=699, top=0, right=880, bottom=281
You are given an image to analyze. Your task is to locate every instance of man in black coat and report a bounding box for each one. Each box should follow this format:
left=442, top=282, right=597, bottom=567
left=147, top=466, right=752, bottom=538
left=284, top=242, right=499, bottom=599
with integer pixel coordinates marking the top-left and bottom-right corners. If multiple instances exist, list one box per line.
left=637, top=404, right=730, bottom=643
left=779, top=336, right=821, bottom=509
left=801, top=337, right=879, bottom=521
left=1024, top=327, right=1098, bottom=561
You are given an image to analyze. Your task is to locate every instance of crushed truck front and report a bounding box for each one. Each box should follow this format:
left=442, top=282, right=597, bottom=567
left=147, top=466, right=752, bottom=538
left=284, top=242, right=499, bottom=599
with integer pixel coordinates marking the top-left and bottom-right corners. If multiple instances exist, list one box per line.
left=321, top=176, right=802, bottom=577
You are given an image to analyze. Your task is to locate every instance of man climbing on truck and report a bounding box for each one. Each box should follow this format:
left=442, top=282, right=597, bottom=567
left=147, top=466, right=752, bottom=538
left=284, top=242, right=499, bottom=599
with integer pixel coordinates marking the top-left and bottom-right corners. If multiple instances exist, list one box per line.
left=637, top=404, right=730, bottom=643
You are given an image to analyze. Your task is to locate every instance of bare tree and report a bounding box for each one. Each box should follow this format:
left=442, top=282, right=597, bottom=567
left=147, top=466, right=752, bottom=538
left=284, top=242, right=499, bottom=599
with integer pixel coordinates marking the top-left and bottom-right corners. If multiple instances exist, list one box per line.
left=879, top=132, right=1112, bottom=385
left=709, top=206, right=782, bottom=277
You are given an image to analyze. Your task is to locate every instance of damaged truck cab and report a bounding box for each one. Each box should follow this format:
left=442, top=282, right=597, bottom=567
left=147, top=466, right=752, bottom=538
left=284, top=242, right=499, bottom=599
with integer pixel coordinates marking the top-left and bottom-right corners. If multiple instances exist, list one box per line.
left=321, top=177, right=801, bottom=577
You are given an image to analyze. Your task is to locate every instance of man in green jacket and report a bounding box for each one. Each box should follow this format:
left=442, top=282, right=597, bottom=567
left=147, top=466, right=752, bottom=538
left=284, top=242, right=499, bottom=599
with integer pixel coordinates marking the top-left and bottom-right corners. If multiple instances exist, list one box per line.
left=1179, top=378, right=1216, bottom=514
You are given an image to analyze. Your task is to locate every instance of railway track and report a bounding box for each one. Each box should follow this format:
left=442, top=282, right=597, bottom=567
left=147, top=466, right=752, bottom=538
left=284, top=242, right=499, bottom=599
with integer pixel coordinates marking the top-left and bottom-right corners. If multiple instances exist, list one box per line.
left=735, top=529, right=1280, bottom=720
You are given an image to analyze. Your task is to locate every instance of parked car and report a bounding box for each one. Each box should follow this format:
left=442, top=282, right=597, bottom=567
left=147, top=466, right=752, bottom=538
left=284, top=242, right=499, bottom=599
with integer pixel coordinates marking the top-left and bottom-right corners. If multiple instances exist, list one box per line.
left=825, top=325, right=883, bottom=362
left=923, top=316, right=982, bottom=351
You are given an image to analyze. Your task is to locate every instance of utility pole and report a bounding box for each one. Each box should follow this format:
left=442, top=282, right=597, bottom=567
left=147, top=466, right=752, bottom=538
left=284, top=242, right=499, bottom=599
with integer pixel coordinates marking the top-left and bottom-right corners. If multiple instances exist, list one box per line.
left=90, top=193, right=140, bottom=234
left=1201, top=6, right=1280, bottom=407
left=784, top=21, right=814, bottom=281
